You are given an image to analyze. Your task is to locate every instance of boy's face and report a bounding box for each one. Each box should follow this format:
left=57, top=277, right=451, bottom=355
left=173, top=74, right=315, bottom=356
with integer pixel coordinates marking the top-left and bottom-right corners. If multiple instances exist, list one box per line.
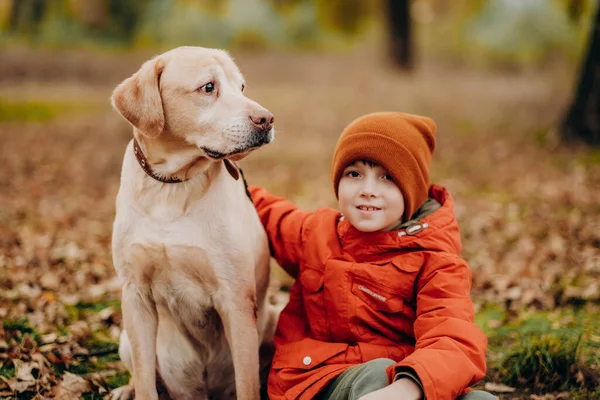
left=338, top=161, right=405, bottom=232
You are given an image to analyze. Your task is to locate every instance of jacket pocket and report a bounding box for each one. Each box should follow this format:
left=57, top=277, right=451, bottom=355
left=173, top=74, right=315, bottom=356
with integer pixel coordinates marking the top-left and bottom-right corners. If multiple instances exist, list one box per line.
left=271, top=339, right=347, bottom=370
left=351, top=277, right=404, bottom=313
left=350, top=274, right=414, bottom=341
left=352, top=257, right=422, bottom=299
left=298, top=266, right=327, bottom=335
left=389, top=258, right=422, bottom=274
left=299, top=267, right=324, bottom=293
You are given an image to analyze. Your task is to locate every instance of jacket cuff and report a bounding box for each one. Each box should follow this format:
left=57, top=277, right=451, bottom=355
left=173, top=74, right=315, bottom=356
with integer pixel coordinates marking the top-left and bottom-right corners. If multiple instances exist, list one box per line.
left=394, top=368, right=425, bottom=398
left=387, top=360, right=434, bottom=400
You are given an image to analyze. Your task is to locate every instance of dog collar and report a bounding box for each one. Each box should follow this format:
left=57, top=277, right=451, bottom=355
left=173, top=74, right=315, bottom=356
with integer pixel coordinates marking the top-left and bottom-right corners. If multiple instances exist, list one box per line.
left=133, top=138, right=185, bottom=183
left=133, top=138, right=242, bottom=184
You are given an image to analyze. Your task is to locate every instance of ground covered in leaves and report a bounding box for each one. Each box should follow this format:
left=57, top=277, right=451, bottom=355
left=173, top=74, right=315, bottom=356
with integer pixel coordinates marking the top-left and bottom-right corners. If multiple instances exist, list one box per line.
left=0, top=46, right=598, bottom=399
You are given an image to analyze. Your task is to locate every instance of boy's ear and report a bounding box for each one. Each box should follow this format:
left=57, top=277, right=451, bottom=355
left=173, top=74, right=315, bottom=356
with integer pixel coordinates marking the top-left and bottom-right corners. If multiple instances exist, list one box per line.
left=111, top=56, right=166, bottom=138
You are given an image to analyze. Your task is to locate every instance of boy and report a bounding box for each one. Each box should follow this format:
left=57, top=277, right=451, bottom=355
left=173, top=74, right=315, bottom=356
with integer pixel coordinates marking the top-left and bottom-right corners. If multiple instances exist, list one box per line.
left=250, top=112, right=495, bottom=400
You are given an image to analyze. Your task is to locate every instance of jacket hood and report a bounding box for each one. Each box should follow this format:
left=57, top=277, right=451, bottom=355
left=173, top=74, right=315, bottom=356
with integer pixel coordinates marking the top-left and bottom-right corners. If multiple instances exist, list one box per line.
left=337, top=185, right=462, bottom=262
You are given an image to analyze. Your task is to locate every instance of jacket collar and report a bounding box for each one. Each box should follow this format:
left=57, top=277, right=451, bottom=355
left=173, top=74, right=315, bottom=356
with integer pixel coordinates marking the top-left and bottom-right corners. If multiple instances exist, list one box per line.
left=336, top=185, right=462, bottom=262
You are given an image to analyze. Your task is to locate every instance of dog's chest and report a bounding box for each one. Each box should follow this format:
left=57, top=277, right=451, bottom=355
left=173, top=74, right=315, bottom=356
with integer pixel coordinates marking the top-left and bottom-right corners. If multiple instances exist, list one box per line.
left=158, top=286, right=225, bottom=347
left=125, top=241, right=228, bottom=351
left=156, top=260, right=220, bottom=327
left=119, top=225, right=253, bottom=340
left=114, top=199, right=261, bottom=277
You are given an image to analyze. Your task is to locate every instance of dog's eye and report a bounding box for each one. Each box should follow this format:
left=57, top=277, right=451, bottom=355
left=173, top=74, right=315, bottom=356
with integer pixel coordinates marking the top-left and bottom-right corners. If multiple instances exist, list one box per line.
left=200, top=82, right=215, bottom=93
left=241, top=84, right=245, bottom=92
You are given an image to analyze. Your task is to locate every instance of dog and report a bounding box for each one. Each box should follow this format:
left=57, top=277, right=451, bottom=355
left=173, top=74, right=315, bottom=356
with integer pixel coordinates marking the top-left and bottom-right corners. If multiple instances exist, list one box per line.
left=109, top=46, right=277, bottom=400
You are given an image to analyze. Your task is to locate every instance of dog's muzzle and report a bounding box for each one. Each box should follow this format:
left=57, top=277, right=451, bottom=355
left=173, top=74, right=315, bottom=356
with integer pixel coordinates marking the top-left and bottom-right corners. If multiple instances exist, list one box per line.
left=248, top=128, right=274, bottom=148
left=202, top=128, right=274, bottom=160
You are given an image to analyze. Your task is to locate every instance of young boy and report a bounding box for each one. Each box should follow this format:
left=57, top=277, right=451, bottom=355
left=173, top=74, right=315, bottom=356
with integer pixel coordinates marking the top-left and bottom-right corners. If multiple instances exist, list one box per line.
left=250, top=112, right=495, bottom=400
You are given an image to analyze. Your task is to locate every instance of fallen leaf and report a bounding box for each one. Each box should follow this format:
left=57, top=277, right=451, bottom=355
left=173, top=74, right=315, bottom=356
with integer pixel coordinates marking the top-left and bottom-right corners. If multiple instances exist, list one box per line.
left=40, top=272, right=61, bottom=290
left=14, top=380, right=36, bottom=393
left=53, top=372, right=90, bottom=399
left=484, top=382, right=516, bottom=393
left=98, top=306, right=115, bottom=321
left=487, top=320, right=503, bottom=328
left=14, top=359, right=37, bottom=382
left=31, top=353, right=51, bottom=376
left=0, top=375, right=35, bottom=393
left=41, top=332, right=58, bottom=344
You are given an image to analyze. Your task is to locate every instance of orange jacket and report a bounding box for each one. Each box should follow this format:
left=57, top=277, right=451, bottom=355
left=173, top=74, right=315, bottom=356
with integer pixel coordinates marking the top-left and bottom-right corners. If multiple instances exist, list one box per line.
left=250, top=184, right=487, bottom=400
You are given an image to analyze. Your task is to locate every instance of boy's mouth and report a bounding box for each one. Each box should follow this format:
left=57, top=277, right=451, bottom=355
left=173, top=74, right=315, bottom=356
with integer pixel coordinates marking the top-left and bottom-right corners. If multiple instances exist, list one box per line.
left=356, top=205, right=381, bottom=212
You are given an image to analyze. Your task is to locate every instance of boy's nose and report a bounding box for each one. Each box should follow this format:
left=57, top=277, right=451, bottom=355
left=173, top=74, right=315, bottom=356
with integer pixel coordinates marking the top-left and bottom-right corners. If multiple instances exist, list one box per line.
left=359, top=186, right=377, bottom=198
left=359, top=177, right=379, bottom=197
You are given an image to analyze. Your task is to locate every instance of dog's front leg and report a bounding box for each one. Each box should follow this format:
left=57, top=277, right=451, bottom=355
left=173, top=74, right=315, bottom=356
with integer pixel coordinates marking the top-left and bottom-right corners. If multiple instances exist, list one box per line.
left=218, top=290, right=261, bottom=400
left=122, top=281, right=159, bottom=400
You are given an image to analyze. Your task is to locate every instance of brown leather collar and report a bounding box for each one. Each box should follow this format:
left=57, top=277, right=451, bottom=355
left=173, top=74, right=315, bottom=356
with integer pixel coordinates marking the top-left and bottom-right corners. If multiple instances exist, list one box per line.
left=132, top=138, right=240, bottom=183
left=133, top=138, right=184, bottom=183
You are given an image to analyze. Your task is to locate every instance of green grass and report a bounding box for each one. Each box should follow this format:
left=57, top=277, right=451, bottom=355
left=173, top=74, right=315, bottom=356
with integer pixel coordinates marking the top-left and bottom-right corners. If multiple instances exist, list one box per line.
left=52, top=331, right=120, bottom=375
left=81, top=333, right=120, bottom=364
left=104, top=372, right=131, bottom=390
left=502, top=333, right=583, bottom=391
left=2, top=318, right=41, bottom=342
left=0, top=362, right=15, bottom=380
left=65, top=300, right=121, bottom=321
left=476, top=304, right=600, bottom=397
left=0, top=317, right=123, bottom=396
left=0, top=98, right=97, bottom=123
left=74, top=300, right=121, bottom=313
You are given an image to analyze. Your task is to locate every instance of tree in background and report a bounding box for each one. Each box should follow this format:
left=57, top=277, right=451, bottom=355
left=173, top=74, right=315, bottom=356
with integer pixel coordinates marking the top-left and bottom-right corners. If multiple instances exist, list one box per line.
left=9, top=0, right=47, bottom=33
left=387, top=0, right=412, bottom=70
left=315, top=0, right=372, bottom=36
left=560, top=4, right=600, bottom=146
left=5, top=0, right=145, bottom=43
left=105, top=0, right=145, bottom=43
left=2, top=0, right=378, bottom=49
left=567, top=0, right=585, bottom=22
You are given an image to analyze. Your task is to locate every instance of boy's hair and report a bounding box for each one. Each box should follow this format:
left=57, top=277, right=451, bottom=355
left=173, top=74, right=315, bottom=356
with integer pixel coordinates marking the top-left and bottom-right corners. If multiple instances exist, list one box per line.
left=346, top=159, right=379, bottom=169
left=331, top=112, right=436, bottom=222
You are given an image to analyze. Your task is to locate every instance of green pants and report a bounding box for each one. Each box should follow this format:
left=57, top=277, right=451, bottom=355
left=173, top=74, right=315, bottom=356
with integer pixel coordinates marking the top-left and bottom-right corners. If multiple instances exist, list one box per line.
left=316, top=358, right=497, bottom=400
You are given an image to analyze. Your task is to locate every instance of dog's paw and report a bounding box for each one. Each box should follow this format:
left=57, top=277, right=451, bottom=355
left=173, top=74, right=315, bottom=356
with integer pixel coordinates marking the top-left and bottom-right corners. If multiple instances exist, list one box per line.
left=109, top=384, right=135, bottom=400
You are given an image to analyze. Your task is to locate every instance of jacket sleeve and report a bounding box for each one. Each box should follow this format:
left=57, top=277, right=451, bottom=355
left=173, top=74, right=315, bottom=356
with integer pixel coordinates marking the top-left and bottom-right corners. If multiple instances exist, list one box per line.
left=249, top=185, right=310, bottom=279
left=386, top=255, right=487, bottom=400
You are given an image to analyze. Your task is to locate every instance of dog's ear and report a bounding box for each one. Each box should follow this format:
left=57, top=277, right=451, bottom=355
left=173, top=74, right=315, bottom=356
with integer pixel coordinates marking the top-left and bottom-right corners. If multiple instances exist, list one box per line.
left=111, top=57, right=165, bottom=138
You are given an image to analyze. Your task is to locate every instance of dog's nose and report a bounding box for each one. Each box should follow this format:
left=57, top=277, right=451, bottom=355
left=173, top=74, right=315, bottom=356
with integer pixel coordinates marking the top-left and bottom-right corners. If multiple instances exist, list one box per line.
left=249, top=110, right=275, bottom=131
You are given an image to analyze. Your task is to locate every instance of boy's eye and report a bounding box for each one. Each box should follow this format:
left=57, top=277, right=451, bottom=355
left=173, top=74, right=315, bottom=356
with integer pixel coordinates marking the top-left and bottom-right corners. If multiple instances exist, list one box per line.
left=346, top=171, right=360, bottom=178
left=383, top=174, right=393, bottom=180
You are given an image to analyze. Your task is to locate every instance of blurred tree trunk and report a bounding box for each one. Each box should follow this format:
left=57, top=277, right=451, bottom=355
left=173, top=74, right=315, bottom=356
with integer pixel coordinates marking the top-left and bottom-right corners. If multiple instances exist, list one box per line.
left=560, top=5, right=600, bottom=146
left=387, top=0, right=413, bottom=70
left=106, top=0, right=142, bottom=43
left=9, top=0, right=46, bottom=33
left=9, top=0, right=21, bottom=31
left=567, top=0, right=585, bottom=22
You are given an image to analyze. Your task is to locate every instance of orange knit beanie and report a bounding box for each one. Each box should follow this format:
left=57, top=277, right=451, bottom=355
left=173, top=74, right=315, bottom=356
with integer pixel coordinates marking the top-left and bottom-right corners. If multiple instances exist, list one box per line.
left=331, top=112, right=437, bottom=221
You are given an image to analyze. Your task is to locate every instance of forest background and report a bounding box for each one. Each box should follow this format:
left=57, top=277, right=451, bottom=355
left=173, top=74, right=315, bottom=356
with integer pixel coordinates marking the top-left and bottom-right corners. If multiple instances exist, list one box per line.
left=0, top=0, right=599, bottom=398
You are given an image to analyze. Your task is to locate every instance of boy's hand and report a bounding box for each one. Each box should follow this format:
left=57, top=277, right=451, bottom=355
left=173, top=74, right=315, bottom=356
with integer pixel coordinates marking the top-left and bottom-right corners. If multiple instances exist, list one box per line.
left=358, top=378, right=423, bottom=400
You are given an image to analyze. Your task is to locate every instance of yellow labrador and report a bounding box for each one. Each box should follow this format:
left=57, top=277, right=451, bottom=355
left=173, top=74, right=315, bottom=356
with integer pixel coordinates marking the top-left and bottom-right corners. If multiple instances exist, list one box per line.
left=109, top=46, right=277, bottom=400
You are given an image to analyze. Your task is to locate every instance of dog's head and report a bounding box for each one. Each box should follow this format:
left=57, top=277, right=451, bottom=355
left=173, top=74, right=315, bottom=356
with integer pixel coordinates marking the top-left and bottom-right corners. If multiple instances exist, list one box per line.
left=111, top=46, right=274, bottom=160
